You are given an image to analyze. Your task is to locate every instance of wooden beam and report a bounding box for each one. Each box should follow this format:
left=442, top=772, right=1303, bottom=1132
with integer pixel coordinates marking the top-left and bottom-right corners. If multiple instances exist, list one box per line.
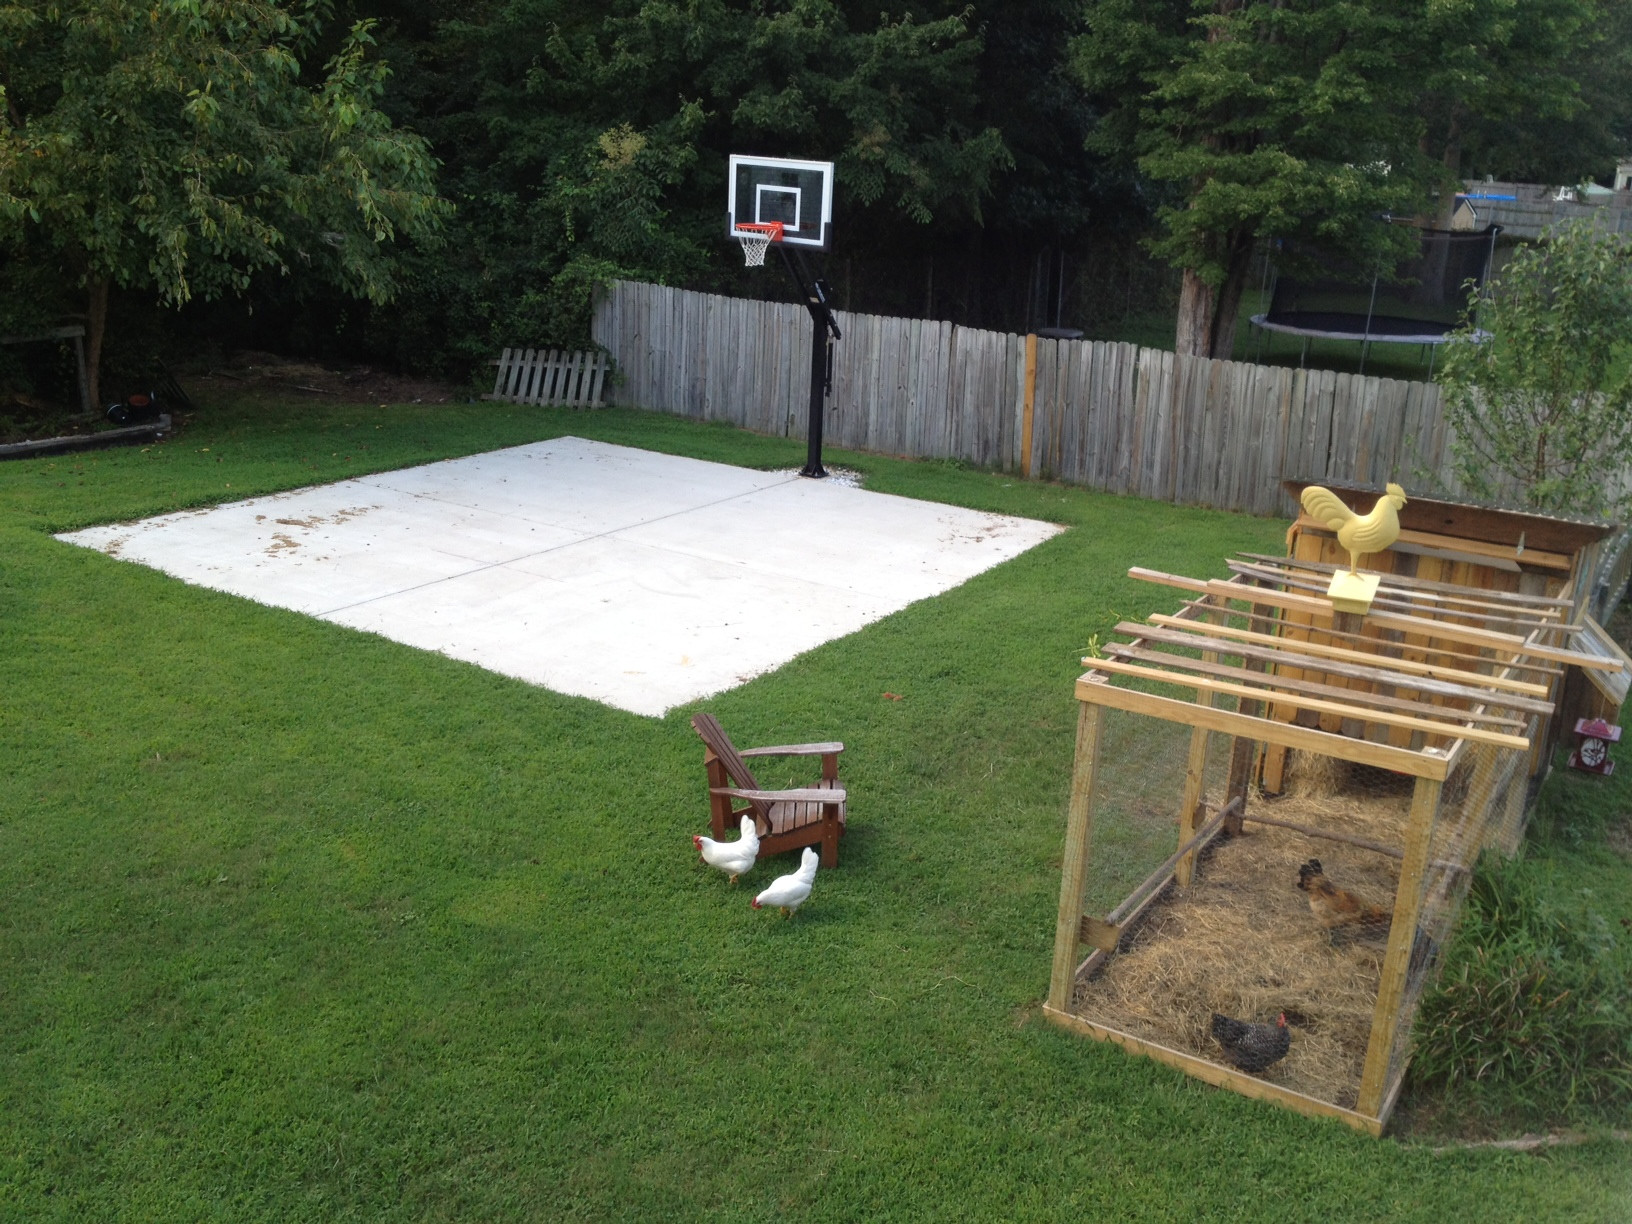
left=1364, top=609, right=1621, bottom=670
left=1075, top=796, right=1239, bottom=980
left=1356, top=775, right=1444, bottom=1115
left=1104, top=641, right=1532, bottom=728
left=1049, top=703, right=1105, bottom=1011
left=1235, top=812, right=1470, bottom=876
left=1075, top=676, right=1449, bottom=780
left=1279, top=479, right=1616, bottom=557
left=1175, top=725, right=1211, bottom=888
left=1147, top=614, right=1554, bottom=697
left=1237, top=552, right=1573, bottom=608
left=1084, top=657, right=1532, bottom=750
left=1042, top=1006, right=1384, bottom=1135
left=1136, top=567, right=1615, bottom=668
left=1105, top=805, right=1234, bottom=927
left=1174, top=600, right=1565, bottom=679
left=1225, top=560, right=1565, bottom=632
left=1290, top=514, right=1574, bottom=570
left=1079, top=914, right=1122, bottom=953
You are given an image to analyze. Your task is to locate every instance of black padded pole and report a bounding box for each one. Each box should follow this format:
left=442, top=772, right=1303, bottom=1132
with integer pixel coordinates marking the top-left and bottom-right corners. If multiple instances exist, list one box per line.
left=776, top=245, right=841, bottom=478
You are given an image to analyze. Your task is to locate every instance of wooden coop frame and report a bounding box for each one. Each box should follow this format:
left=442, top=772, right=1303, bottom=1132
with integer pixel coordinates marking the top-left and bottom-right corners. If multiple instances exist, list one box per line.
left=1282, top=481, right=1624, bottom=823
left=1045, top=534, right=1626, bottom=1135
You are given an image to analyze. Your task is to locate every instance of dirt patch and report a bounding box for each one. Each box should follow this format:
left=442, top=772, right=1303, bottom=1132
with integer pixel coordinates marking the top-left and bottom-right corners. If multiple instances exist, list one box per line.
left=196, top=351, right=465, bottom=405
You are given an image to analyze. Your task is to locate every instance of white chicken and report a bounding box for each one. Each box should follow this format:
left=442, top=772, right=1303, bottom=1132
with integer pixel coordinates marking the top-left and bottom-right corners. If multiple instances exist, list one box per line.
left=694, top=816, right=760, bottom=884
left=752, top=847, right=818, bottom=918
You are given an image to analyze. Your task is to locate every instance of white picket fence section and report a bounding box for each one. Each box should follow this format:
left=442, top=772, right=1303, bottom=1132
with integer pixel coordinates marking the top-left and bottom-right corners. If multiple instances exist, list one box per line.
left=486, top=348, right=609, bottom=407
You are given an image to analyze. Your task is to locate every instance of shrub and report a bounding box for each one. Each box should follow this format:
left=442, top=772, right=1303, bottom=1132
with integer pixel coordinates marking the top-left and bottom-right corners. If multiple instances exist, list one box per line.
left=1438, top=220, right=1632, bottom=517
left=1411, top=851, right=1632, bottom=1117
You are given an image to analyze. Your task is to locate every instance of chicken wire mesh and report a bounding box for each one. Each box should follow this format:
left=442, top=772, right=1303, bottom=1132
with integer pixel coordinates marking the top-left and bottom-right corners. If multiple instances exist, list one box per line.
left=1374, top=703, right=1544, bottom=1107
left=1064, top=708, right=1538, bottom=1121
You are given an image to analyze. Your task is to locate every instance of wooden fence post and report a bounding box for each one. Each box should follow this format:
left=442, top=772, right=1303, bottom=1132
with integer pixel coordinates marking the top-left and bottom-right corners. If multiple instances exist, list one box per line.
left=1020, top=333, right=1039, bottom=479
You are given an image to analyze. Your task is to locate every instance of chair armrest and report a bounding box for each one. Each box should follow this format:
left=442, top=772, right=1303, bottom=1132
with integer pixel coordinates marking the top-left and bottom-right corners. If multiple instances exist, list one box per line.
left=711, top=786, right=847, bottom=804
left=739, top=742, right=844, bottom=757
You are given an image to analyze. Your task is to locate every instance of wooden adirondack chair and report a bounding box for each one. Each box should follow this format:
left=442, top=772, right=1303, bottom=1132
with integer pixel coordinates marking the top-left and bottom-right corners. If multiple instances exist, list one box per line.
left=691, top=712, right=847, bottom=868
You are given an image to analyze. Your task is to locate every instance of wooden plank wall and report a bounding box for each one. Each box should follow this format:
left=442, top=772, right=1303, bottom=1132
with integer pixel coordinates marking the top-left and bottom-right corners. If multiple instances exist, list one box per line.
left=593, top=280, right=1463, bottom=517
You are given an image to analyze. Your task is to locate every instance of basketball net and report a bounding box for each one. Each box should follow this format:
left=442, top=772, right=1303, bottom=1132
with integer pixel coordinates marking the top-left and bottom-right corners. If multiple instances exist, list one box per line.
left=737, top=222, right=784, bottom=267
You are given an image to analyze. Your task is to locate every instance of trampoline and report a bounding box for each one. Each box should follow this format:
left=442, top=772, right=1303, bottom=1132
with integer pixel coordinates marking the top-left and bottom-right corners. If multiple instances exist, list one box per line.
left=1251, top=224, right=1500, bottom=374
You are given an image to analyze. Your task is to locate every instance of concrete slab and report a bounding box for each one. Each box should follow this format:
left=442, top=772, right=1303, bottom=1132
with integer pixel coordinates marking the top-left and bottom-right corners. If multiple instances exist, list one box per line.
left=58, top=437, right=1062, bottom=716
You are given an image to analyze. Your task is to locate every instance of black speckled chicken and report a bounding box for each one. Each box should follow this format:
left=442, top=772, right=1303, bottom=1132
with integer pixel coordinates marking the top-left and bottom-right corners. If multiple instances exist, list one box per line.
left=1210, top=1012, right=1291, bottom=1073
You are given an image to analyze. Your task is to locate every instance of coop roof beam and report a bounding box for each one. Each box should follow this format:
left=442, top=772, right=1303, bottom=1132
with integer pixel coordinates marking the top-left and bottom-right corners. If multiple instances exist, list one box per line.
left=1121, top=622, right=1555, bottom=713
left=1175, top=600, right=1565, bottom=678
left=1236, top=552, right=1574, bottom=609
left=1129, top=568, right=1620, bottom=671
left=1102, top=642, right=1532, bottom=728
left=1145, top=614, right=1554, bottom=699
left=1224, top=560, right=1566, bottom=632
left=1077, top=666, right=1446, bottom=769
left=1085, top=657, right=1533, bottom=750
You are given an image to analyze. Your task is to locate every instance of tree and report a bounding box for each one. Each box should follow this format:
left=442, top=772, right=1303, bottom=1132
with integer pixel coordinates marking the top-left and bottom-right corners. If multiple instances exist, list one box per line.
left=1438, top=221, right=1632, bottom=517
left=1416, top=0, right=1630, bottom=193
left=338, top=0, right=1016, bottom=365
left=0, top=0, right=447, bottom=404
left=1070, top=0, right=1439, bottom=359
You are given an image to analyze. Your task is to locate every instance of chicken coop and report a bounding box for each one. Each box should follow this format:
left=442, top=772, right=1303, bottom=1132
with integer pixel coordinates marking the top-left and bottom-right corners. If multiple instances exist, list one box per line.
left=1044, top=522, right=1626, bottom=1135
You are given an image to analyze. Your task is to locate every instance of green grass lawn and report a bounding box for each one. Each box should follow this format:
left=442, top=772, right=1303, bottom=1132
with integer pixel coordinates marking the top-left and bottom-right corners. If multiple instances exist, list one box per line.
left=2, top=394, right=1628, bottom=1220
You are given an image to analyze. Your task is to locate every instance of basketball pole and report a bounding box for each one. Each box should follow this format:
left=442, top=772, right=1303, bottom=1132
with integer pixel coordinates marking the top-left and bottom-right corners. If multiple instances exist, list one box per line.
left=776, top=245, right=842, bottom=478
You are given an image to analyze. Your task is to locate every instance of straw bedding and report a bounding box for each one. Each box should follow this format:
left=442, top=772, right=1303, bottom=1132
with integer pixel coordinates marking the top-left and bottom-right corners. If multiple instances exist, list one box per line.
left=1071, top=753, right=1412, bottom=1109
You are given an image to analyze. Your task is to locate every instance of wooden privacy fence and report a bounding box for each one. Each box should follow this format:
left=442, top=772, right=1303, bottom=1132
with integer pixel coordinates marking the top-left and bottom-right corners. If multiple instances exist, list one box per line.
left=487, top=347, right=609, bottom=407
left=592, top=281, right=1456, bottom=519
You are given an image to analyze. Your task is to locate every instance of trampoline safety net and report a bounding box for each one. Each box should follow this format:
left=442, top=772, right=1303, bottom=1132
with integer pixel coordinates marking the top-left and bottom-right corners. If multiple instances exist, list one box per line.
left=1262, top=226, right=1499, bottom=343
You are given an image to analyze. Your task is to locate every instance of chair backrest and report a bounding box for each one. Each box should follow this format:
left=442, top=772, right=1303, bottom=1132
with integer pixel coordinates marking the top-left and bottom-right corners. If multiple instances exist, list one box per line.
left=690, top=712, right=763, bottom=796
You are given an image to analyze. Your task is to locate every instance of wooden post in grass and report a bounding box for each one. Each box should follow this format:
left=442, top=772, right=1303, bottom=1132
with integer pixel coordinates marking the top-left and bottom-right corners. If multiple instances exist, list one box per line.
left=1356, top=773, right=1444, bottom=1116
left=1049, top=700, right=1106, bottom=1011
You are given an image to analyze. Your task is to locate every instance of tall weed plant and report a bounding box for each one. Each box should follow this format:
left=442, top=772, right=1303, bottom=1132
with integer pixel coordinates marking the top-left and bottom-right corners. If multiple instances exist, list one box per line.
left=1411, top=762, right=1632, bottom=1124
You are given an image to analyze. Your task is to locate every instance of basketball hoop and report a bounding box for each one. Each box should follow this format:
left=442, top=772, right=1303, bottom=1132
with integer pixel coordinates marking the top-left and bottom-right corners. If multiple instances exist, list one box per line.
left=737, top=222, right=784, bottom=267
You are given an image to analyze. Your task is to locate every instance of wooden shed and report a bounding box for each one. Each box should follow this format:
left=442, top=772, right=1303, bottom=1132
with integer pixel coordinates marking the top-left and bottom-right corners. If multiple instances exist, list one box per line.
left=1044, top=516, right=1626, bottom=1134
left=1280, top=481, right=1625, bottom=836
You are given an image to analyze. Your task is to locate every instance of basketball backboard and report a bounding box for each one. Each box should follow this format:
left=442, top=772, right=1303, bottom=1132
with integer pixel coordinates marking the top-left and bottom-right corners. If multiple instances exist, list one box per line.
left=727, top=155, right=833, bottom=251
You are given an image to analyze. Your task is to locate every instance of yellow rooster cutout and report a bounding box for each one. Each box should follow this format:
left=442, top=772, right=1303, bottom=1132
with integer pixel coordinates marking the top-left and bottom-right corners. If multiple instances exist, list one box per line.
left=1299, top=482, right=1409, bottom=614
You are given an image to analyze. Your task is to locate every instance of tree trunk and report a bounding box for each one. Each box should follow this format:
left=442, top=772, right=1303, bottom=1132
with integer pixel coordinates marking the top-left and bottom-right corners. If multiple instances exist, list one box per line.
left=1175, top=270, right=1217, bottom=357
left=85, top=273, right=109, bottom=410
left=1175, top=237, right=1256, bottom=359
left=1210, top=240, right=1255, bottom=357
left=1434, top=122, right=1464, bottom=230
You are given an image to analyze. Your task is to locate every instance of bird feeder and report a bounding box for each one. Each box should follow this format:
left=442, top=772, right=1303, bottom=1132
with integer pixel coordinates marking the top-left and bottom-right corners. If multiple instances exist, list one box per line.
left=1046, top=550, right=1625, bottom=1135
left=1568, top=717, right=1620, bottom=776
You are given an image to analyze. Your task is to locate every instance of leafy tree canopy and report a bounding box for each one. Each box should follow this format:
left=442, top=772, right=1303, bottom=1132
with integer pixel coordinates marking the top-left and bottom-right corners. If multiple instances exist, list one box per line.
left=344, top=0, right=1012, bottom=368
left=1070, top=0, right=1629, bottom=359
left=0, top=0, right=448, bottom=400
left=1071, top=0, right=1440, bottom=358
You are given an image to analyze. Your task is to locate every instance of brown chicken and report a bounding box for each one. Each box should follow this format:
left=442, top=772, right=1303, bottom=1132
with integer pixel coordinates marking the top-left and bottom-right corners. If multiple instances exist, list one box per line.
left=1210, top=1012, right=1291, bottom=1073
left=1299, top=483, right=1408, bottom=574
left=1297, top=859, right=1391, bottom=944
